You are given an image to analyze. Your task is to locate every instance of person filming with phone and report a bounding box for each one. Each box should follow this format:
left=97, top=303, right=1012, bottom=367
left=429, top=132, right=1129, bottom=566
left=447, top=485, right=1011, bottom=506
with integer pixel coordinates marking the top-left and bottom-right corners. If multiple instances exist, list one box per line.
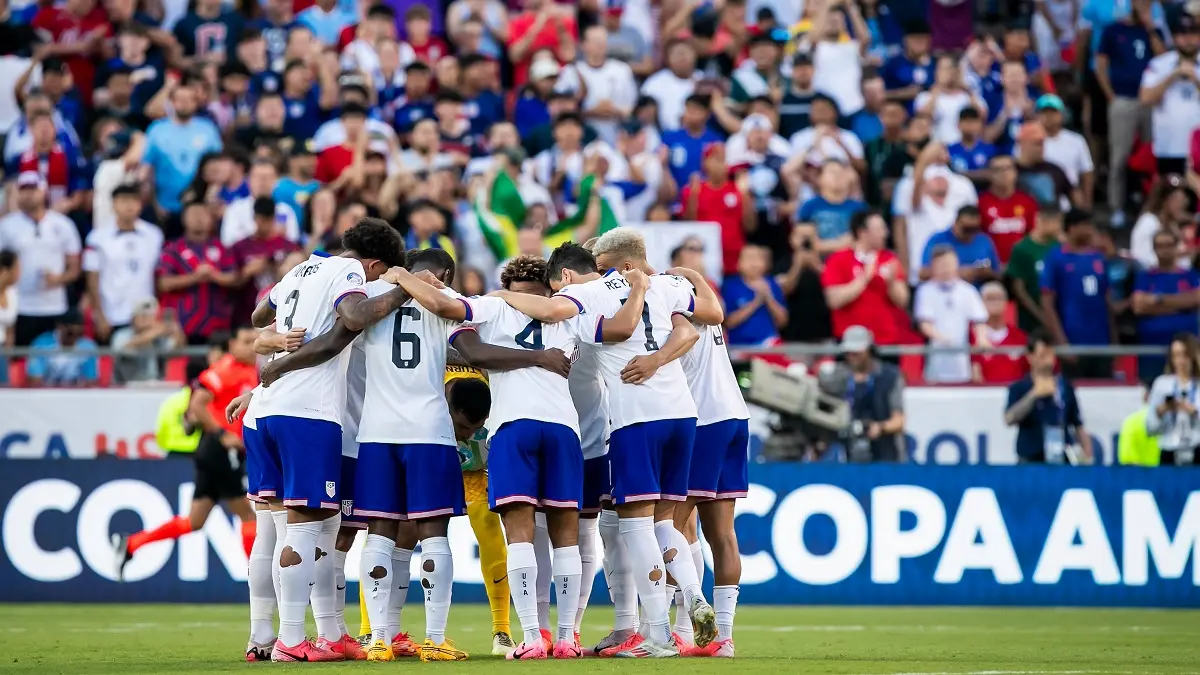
left=1145, top=334, right=1200, bottom=465
left=1004, top=332, right=1094, bottom=464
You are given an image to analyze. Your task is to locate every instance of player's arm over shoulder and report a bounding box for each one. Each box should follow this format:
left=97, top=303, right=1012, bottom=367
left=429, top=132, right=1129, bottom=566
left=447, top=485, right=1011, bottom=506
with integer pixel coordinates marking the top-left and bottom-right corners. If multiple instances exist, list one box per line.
left=384, top=266, right=467, bottom=321
left=450, top=325, right=558, bottom=372
left=336, top=264, right=413, bottom=330
left=662, top=269, right=724, bottom=326
left=496, top=286, right=585, bottom=323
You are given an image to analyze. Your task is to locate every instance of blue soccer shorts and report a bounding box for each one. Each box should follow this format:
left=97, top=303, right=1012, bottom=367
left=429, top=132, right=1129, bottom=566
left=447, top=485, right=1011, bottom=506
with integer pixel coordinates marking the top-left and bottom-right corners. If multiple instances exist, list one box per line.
left=243, top=424, right=278, bottom=502
left=608, top=417, right=697, bottom=504
left=354, top=443, right=466, bottom=520
left=688, top=418, right=750, bottom=500
left=339, top=455, right=368, bottom=528
left=257, top=415, right=343, bottom=510
left=487, top=419, right=584, bottom=512
left=581, top=455, right=612, bottom=514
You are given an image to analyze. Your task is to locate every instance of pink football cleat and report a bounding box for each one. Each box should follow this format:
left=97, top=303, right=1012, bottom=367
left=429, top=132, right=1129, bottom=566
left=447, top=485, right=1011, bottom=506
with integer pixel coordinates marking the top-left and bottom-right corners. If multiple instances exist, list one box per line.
left=506, top=641, right=548, bottom=660
left=552, top=639, right=582, bottom=659
left=332, top=634, right=367, bottom=660
left=270, top=638, right=345, bottom=662
left=673, top=633, right=706, bottom=657
left=599, top=632, right=644, bottom=658
left=539, top=628, right=553, bottom=651
left=391, top=632, right=419, bottom=657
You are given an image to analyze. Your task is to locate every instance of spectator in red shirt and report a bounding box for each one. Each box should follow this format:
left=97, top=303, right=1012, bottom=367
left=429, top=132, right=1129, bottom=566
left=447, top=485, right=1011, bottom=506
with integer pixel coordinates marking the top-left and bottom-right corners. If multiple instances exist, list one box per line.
left=680, top=142, right=756, bottom=275
left=404, top=4, right=449, bottom=64
left=972, top=280, right=1029, bottom=383
left=230, top=197, right=301, bottom=324
left=979, top=154, right=1038, bottom=265
left=314, top=102, right=368, bottom=191
left=157, top=201, right=240, bottom=344
left=822, top=209, right=910, bottom=344
left=32, top=0, right=109, bottom=105
left=507, top=0, right=578, bottom=86
left=7, top=112, right=86, bottom=212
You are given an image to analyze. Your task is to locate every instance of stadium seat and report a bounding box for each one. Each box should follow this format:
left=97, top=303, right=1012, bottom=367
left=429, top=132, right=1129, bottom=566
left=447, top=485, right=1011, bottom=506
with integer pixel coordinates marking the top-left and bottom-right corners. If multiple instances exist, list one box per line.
left=1114, top=355, right=1138, bottom=383
left=97, top=356, right=113, bottom=387
left=899, top=354, right=924, bottom=385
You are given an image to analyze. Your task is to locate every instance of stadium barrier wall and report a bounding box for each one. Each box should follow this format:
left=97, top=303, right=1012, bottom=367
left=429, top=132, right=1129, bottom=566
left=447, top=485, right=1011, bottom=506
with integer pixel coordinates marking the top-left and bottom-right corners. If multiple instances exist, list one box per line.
left=0, top=386, right=1142, bottom=464
left=1, top=460, right=1195, bottom=606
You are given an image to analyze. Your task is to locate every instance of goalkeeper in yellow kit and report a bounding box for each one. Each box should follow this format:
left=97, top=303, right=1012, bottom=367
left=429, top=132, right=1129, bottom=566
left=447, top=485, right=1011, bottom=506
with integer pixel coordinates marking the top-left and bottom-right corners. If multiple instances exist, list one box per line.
left=359, top=363, right=517, bottom=656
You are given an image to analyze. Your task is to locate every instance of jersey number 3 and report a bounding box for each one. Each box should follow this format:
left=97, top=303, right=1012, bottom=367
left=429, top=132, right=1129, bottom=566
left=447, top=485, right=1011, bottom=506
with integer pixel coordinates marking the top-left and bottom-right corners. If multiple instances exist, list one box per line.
left=392, top=306, right=422, bottom=369
left=282, top=290, right=300, bottom=330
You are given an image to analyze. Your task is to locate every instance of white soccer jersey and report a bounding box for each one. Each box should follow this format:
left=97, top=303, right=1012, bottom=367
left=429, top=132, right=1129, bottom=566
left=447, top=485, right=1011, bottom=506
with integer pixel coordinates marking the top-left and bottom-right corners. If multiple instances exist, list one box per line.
left=557, top=272, right=698, bottom=431
left=357, top=281, right=461, bottom=446
left=342, top=337, right=366, bottom=458
left=254, top=251, right=367, bottom=425
left=681, top=323, right=750, bottom=427
left=243, top=384, right=263, bottom=430
left=569, top=344, right=609, bottom=460
left=81, top=221, right=163, bottom=326
left=460, top=295, right=595, bottom=440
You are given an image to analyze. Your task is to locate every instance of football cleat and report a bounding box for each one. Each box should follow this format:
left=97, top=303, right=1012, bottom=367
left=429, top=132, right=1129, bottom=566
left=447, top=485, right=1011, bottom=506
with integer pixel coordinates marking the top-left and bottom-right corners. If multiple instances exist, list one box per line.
left=357, top=634, right=372, bottom=648
left=506, top=641, right=548, bottom=660
left=419, top=637, right=468, bottom=661
left=552, top=639, right=582, bottom=659
left=615, top=637, right=680, bottom=658
left=491, top=631, right=516, bottom=656
left=269, top=638, right=344, bottom=662
left=313, top=637, right=347, bottom=660
left=111, top=534, right=132, bottom=583
left=334, top=634, right=367, bottom=660
left=365, top=639, right=394, bottom=662
left=245, top=640, right=273, bottom=662
left=598, top=631, right=643, bottom=657
left=688, top=596, right=718, bottom=648
left=709, top=639, right=735, bottom=658
left=391, top=632, right=419, bottom=658
left=540, top=628, right=553, bottom=651
left=590, top=629, right=638, bottom=653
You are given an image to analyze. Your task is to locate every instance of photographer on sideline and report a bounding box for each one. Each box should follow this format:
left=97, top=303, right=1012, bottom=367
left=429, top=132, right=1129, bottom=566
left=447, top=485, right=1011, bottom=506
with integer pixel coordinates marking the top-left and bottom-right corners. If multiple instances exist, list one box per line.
left=819, top=325, right=907, bottom=462
left=1145, top=334, right=1200, bottom=465
left=1004, top=332, right=1093, bottom=463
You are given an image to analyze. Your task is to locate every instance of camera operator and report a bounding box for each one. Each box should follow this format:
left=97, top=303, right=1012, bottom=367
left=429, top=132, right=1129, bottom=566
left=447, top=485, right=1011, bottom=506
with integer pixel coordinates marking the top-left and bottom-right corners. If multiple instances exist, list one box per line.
left=1003, top=332, right=1094, bottom=464
left=819, top=325, right=907, bottom=462
left=1145, top=334, right=1200, bottom=465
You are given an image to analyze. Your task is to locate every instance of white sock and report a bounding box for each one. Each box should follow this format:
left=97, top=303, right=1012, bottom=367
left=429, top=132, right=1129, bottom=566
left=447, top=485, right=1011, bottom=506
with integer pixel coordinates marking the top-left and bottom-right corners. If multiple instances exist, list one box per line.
left=672, top=587, right=693, bottom=641
left=599, top=509, right=636, bottom=632
left=619, top=516, right=670, bottom=643
left=654, top=520, right=705, bottom=609
left=248, top=508, right=277, bottom=645
left=420, top=537, right=453, bottom=644
left=278, top=520, right=321, bottom=647
left=333, top=549, right=349, bottom=637
left=690, top=539, right=704, bottom=585
left=270, top=510, right=287, bottom=609
left=533, top=515, right=552, bottom=633
left=361, top=534, right=394, bottom=644
left=575, top=519, right=599, bottom=633
left=388, top=547, right=413, bottom=641
left=551, top=545, right=582, bottom=642
left=713, top=585, right=738, bottom=642
left=310, top=514, right=342, bottom=640
left=507, top=541, right=541, bottom=646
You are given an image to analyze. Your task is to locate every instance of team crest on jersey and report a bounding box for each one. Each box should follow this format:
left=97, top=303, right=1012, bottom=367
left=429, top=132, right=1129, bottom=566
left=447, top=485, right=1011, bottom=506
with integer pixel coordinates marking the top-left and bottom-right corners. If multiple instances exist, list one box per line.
left=341, top=500, right=353, bottom=517
left=326, top=481, right=337, bottom=498
left=346, top=272, right=364, bottom=285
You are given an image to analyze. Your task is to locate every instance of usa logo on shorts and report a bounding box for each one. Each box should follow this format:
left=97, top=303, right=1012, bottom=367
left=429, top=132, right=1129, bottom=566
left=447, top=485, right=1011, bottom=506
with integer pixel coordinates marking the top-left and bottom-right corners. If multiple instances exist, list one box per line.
left=341, top=500, right=353, bottom=517
left=326, top=481, right=337, bottom=498
left=346, top=272, right=364, bottom=285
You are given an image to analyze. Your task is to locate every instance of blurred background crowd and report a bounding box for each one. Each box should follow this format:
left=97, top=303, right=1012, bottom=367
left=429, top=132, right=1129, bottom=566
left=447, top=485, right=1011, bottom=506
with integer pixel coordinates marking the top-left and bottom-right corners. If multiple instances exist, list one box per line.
left=0, top=0, right=1199, bottom=388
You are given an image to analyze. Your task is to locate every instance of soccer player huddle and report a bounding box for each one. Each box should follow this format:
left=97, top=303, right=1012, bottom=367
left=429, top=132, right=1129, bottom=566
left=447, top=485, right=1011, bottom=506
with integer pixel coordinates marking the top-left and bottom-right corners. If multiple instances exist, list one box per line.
left=176, top=218, right=747, bottom=662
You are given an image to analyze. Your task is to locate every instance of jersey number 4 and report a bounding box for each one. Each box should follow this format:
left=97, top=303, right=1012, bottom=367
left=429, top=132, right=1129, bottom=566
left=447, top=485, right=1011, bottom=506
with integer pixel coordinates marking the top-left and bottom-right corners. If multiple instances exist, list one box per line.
left=392, top=306, right=422, bottom=369
left=619, top=298, right=660, bottom=351
left=515, top=319, right=543, bottom=350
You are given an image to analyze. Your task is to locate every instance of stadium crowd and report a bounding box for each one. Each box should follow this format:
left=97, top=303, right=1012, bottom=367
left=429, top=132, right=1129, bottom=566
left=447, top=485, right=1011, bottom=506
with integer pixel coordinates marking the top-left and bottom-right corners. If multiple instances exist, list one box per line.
left=0, top=0, right=1198, bottom=386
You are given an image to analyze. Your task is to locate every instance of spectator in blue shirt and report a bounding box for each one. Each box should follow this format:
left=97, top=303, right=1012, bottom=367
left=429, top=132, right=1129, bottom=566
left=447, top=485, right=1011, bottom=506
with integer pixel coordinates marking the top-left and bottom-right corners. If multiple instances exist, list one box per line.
left=1131, top=230, right=1200, bottom=375
left=660, top=94, right=724, bottom=191
left=26, top=311, right=99, bottom=386
left=143, top=83, right=223, bottom=217
left=1004, top=333, right=1092, bottom=463
left=920, top=205, right=1001, bottom=285
left=458, top=53, right=506, bottom=138
left=1096, top=0, right=1165, bottom=224
left=274, top=145, right=321, bottom=223
left=796, top=162, right=867, bottom=255
left=254, top=0, right=300, bottom=64
left=1040, top=211, right=1115, bottom=379
left=297, top=0, right=356, bottom=46
left=173, top=0, right=245, bottom=62
left=513, top=59, right=561, bottom=140
left=721, top=244, right=789, bottom=345
left=392, top=62, right=437, bottom=134
left=279, top=60, right=338, bottom=140
left=947, top=107, right=995, bottom=180
left=881, top=21, right=934, bottom=109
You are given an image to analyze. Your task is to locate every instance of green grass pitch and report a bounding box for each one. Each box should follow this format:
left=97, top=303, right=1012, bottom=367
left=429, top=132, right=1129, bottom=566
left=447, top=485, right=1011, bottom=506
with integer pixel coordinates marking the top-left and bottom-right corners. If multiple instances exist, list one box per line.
left=1, top=604, right=1197, bottom=674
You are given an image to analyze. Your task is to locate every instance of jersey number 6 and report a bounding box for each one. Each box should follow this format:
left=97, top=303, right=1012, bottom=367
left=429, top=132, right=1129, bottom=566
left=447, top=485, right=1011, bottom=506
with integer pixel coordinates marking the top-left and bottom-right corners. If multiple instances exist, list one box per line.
left=392, top=306, right=422, bottom=369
